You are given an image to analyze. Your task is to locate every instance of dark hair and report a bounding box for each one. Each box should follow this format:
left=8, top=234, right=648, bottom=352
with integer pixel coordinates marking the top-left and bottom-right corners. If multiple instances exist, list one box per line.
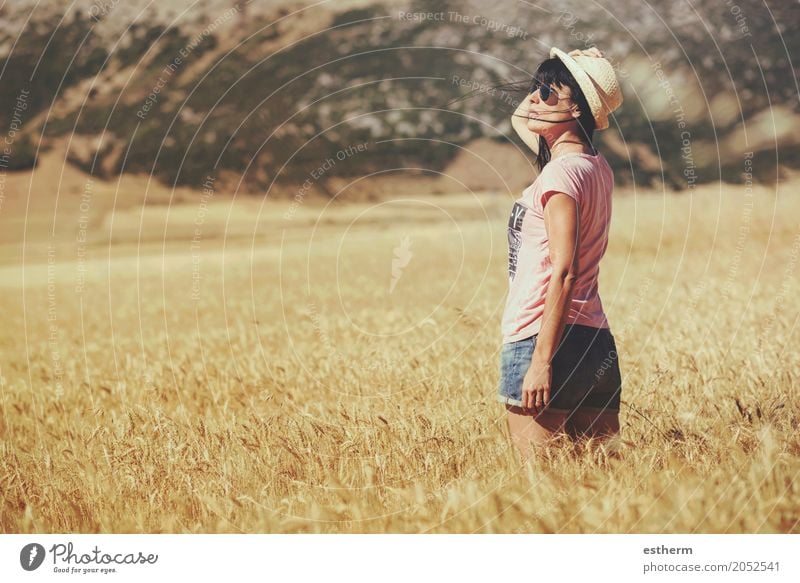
left=529, top=57, right=597, bottom=172
left=442, top=57, right=597, bottom=173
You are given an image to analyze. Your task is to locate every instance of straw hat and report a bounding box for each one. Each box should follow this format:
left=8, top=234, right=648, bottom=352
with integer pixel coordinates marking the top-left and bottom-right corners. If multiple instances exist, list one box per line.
left=549, top=47, right=623, bottom=130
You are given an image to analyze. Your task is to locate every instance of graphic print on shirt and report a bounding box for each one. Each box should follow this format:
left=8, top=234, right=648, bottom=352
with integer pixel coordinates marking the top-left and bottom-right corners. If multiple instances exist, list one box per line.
left=507, top=201, right=527, bottom=282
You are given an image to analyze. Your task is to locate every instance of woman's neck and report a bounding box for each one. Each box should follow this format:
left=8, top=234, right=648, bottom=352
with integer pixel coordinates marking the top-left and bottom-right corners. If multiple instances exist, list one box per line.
left=549, top=141, right=595, bottom=158
left=543, top=129, right=596, bottom=158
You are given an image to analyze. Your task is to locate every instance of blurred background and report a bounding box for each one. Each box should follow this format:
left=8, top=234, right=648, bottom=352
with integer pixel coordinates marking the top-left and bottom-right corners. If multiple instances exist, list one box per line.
left=0, top=0, right=797, bottom=264
left=0, top=0, right=797, bottom=197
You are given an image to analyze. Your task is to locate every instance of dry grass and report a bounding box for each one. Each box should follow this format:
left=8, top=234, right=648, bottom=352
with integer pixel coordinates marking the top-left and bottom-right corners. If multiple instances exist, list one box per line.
left=1, top=172, right=799, bottom=533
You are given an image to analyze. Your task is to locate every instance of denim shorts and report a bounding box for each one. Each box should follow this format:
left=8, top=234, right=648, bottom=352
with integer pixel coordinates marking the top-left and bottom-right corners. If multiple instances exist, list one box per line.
left=497, top=324, right=622, bottom=413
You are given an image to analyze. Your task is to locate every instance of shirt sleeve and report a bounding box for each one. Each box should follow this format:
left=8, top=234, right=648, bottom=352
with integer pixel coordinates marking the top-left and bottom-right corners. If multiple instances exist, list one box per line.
left=538, top=161, right=581, bottom=209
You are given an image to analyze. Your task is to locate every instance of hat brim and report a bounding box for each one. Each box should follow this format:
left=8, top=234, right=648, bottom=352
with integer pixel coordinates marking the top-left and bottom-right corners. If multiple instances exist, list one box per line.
left=549, top=47, right=608, bottom=130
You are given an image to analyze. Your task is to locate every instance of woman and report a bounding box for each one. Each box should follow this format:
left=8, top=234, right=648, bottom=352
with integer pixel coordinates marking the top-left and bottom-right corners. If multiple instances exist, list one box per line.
left=498, top=46, right=624, bottom=461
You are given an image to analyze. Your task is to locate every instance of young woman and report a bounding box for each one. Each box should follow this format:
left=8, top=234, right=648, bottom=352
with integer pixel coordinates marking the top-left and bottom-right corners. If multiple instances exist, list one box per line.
left=498, top=46, right=624, bottom=461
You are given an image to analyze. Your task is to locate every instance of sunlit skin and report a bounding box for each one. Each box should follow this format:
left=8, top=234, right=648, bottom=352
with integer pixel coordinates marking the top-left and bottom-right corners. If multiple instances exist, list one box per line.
left=506, top=48, right=620, bottom=462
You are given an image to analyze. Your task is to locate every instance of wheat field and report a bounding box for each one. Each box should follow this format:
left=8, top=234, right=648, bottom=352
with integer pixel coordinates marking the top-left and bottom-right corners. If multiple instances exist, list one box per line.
left=1, top=173, right=799, bottom=534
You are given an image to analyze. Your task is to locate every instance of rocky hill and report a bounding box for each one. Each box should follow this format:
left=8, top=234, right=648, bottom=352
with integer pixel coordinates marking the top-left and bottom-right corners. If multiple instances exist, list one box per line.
left=0, top=0, right=796, bottom=197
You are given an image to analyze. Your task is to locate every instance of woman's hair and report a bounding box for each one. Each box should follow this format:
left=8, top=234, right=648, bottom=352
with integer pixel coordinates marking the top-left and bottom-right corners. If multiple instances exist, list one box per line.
left=527, top=57, right=597, bottom=172
left=442, top=57, right=597, bottom=173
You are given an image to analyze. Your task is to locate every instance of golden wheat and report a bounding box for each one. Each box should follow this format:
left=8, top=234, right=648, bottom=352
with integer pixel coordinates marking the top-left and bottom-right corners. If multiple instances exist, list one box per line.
left=1, top=177, right=799, bottom=533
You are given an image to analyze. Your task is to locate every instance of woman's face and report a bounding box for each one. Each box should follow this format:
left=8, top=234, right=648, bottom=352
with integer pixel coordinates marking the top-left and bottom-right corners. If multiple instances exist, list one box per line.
left=525, top=81, right=578, bottom=133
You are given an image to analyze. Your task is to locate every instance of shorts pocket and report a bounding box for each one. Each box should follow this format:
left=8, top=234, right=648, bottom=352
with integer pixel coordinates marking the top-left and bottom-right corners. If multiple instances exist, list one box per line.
left=498, top=337, right=535, bottom=404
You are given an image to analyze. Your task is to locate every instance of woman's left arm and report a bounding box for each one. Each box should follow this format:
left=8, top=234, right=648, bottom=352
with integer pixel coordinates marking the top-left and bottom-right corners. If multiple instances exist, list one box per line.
left=519, top=192, right=580, bottom=411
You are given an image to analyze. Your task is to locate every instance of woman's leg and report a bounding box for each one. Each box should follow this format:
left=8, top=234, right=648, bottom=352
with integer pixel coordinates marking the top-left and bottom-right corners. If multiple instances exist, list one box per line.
left=505, top=404, right=570, bottom=462
left=565, top=408, right=620, bottom=440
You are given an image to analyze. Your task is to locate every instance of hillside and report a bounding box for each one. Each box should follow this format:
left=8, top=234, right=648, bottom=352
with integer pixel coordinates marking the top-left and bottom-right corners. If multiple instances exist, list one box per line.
left=0, top=0, right=797, bottom=196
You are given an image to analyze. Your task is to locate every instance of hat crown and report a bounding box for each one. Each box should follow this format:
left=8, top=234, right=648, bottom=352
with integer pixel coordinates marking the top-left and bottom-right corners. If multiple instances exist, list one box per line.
left=572, top=54, right=623, bottom=110
left=549, top=47, right=623, bottom=130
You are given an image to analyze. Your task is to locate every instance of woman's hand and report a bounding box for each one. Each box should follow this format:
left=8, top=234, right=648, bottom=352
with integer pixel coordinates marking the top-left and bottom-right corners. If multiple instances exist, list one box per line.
left=568, top=47, right=604, bottom=58
left=521, top=358, right=552, bottom=411
left=511, top=97, right=540, bottom=155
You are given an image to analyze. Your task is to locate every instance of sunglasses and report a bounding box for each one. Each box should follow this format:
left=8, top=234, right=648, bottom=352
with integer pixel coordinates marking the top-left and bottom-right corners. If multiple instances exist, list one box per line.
left=528, top=78, right=572, bottom=103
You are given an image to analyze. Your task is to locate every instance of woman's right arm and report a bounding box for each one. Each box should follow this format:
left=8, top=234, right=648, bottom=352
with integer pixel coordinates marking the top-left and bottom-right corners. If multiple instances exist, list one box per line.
left=511, top=97, right=540, bottom=156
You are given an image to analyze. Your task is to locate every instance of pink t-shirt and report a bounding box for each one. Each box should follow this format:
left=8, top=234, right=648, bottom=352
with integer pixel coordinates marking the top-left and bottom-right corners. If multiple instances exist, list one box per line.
left=501, top=151, right=614, bottom=344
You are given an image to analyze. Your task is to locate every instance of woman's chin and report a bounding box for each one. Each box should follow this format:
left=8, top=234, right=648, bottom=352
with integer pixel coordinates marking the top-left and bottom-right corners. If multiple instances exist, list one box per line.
left=526, top=119, right=545, bottom=134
